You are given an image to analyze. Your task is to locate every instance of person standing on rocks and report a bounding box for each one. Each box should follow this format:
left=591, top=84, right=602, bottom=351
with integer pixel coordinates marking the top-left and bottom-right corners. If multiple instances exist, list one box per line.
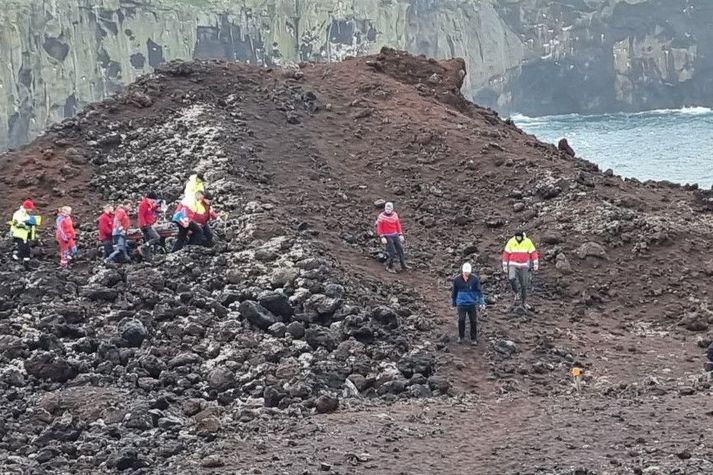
left=137, top=191, right=163, bottom=259
left=182, top=172, right=205, bottom=209
left=191, top=191, right=218, bottom=247
left=375, top=202, right=409, bottom=273
left=106, top=203, right=131, bottom=263
left=451, top=263, right=485, bottom=345
left=9, top=200, right=38, bottom=264
left=55, top=207, right=77, bottom=268
left=501, top=230, right=539, bottom=309
left=97, top=204, right=115, bottom=258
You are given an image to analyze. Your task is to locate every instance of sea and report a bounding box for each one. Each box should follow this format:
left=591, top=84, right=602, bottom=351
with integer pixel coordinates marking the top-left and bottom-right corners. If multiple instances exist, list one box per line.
left=511, top=107, right=713, bottom=189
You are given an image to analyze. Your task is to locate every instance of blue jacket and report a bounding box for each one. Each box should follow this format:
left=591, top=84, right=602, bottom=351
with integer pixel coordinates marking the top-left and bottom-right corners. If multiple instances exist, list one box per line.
left=452, top=274, right=484, bottom=307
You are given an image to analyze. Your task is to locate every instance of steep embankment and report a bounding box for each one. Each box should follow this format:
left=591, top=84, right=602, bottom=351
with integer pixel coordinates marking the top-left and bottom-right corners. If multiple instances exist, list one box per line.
left=0, top=49, right=712, bottom=474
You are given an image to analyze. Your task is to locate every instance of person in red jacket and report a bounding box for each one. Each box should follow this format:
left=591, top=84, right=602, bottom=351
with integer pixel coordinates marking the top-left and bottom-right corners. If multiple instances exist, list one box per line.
left=191, top=191, right=219, bottom=247
left=375, top=202, right=409, bottom=272
left=55, top=206, right=77, bottom=268
left=137, top=191, right=162, bottom=259
left=97, top=204, right=115, bottom=258
left=171, top=201, right=203, bottom=252
left=106, top=203, right=131, bottom=263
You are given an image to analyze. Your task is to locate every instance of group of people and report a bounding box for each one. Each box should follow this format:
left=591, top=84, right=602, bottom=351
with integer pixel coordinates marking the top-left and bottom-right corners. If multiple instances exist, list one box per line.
left=8, top=173, right=219, bottom=268
left=375, top=202, right=540, bottom=344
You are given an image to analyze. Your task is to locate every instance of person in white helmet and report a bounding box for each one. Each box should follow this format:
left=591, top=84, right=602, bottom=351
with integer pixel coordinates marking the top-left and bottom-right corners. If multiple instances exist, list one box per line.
left=451, top=262, right=485, bottom=344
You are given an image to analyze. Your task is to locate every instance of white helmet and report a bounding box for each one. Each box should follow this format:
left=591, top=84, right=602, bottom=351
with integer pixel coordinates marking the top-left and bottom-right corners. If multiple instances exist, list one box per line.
left=462, top=263, right=472, bottom=274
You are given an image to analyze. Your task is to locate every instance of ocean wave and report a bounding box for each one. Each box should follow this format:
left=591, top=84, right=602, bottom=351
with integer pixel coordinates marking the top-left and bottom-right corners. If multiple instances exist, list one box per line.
left=509, top=112, right=582, bottom=123
left=631, top=106, right=712, bottom=117
left=511, top=106, right=713, bottom=123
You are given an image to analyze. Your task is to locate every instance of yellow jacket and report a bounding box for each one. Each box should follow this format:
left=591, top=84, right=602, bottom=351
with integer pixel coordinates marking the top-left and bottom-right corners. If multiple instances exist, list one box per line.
left=10, top=207, right=31, bottom=241
left=502, top=235, right=539, bottom=270
left=182, top=174, right=205, bottom=208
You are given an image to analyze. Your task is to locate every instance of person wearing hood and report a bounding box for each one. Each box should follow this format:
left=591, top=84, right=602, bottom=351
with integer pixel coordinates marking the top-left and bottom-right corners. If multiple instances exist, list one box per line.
left=55, top=206, right=77, bottom=268
left=9, top=200, right=37, bottom=263
left=502, top=230, right=539, bottom=308
left=182, top=173, right=205, bottom=209
left=97, top=204, right=115, bottom=258
left=375, top=202, right=408, bottom=272
left=451, top=262, right=485, bottom=345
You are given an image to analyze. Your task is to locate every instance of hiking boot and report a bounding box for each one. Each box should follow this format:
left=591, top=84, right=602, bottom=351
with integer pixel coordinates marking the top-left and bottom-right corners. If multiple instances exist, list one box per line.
left=400, top=262, right=411, bottom=271
left=12, top=254, right=18, bottom=261
left=471, top=339, right=478, bottom=347
left=457, top=337, right=464, bottom=344
left=385, top=265, right=397, bottom=274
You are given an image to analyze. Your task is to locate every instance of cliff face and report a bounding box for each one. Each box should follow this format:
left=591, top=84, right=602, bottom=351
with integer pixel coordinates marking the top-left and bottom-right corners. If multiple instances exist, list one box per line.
left=487, top=0, right=713, bottom=116
left=0, top=0, right=710, bottom=151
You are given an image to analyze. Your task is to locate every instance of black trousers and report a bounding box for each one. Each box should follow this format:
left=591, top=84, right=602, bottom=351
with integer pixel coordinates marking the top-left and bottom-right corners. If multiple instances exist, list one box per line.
left=457, top=305, right=478, bottom=340
left=201, top=224, right=214, bottom=247
left=173, top=222, right=204, bottom=252
left=101, top=239, right=114, bottom=259
left=13, top=238, right=31, bottom=259
left=384, top=235, right=406, bottom=268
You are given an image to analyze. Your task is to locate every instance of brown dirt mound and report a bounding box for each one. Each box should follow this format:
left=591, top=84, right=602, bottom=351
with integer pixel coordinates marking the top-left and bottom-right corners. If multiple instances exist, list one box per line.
left=1, top=47, right=712, bottom=473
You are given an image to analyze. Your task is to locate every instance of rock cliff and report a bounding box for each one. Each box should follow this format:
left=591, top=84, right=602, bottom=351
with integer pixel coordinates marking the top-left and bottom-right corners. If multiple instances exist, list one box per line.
left=1, top=0, right=710, bottom=151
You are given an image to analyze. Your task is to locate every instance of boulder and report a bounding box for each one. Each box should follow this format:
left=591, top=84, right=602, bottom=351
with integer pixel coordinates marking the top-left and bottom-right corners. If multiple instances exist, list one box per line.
left=371, top=306, right=399, bottom=328
left=305, top=294, right=343, bottom=317
left=305, top=326, right=339, bottom=351
left=409, top=384, right=433, bottom=398
left=541, top=232, right=563, bottom=245
left=681, top=313, right=709, bottom=332
left=555, top=253, right=573, bottom=274
left=576, top=242, right=607, bottom=260
left=119, top=319, right=147, bottom=347
left=259, top=291, right=294, bottom=318
left=315, top=394, right=339, bottom=414
left=268, top=322, right=287, bottom=338
left=0, top=335, right=26, bottom=359
left=271, top=267, right=300, bottom=287
left=397, top=352, right=435, bottom=378
left=427, top=375, right=450, bottom=394
left=263, top=386, right=286, bottom=408
left=24, top=353, right=78, bottom=382
left=286, top=321, right=306, bottom=338
left=239, top=301, right=280, bottom=331
left=494, top=340, right=518, bottom=356
left=207, top=368, right=235, bottom=391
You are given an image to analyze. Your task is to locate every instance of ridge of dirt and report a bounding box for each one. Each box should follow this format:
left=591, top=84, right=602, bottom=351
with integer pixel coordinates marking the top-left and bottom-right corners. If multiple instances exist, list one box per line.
left=0, top=47, right=712, bottom=473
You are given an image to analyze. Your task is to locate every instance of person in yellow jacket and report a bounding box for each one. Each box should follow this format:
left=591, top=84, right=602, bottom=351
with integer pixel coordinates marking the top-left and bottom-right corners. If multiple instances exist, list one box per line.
left=182, top=173, right=205, bottom=209
left=10, top=200, right=38, bottom=263
left=501, top=230, right=539, bottom=308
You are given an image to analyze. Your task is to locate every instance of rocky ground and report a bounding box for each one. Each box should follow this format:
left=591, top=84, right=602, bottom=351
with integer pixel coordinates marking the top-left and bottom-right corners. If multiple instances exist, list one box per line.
left=0, top=48, right=712, bottom=474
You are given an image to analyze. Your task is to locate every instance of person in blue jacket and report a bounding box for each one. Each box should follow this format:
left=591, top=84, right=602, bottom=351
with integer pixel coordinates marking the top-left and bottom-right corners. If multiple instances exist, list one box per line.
left=451, top=262, right=485, bottom=345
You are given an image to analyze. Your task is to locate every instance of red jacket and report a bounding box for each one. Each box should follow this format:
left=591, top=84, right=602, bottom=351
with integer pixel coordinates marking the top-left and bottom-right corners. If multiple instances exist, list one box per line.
left=97, top=212, right=114, bottom=241
left=137, top=198, right=158, bottom=227
left=55, top=215, right=76, bottom=243
left=375, top=212, right=403, bottom=236
left=192, top=199, right=218, bottom=226
left=113, top=208, right=130, bottom=235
